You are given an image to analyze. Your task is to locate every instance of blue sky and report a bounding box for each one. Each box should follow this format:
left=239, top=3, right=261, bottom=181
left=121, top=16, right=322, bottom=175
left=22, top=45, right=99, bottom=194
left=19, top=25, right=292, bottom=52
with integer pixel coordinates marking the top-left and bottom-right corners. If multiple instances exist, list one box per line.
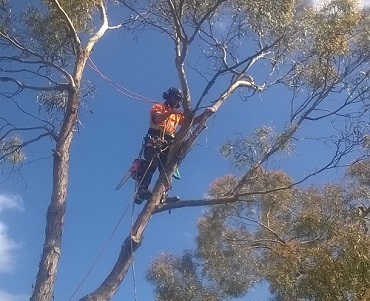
left=0, top=13, right=272, bottom=301
left=1, top=1, right=369, bottom=301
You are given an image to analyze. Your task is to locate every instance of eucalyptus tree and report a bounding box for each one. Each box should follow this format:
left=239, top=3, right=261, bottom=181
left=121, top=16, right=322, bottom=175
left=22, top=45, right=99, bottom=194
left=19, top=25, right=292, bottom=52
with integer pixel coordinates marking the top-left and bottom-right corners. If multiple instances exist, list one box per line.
left=147, top=162, right=370, bottom=300
left=1, top=1, right=369, bottom=301
left=80, top=0, right=370, bottom=300
left=0, top=1, right=124, bottom=301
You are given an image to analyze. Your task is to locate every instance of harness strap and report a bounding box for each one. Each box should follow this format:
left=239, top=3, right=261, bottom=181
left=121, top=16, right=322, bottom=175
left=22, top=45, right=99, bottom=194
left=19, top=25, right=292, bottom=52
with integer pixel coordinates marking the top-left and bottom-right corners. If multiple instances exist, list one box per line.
left=148, top=127, right=174, bottom=140
left=145, top=134, right=170, bottom=152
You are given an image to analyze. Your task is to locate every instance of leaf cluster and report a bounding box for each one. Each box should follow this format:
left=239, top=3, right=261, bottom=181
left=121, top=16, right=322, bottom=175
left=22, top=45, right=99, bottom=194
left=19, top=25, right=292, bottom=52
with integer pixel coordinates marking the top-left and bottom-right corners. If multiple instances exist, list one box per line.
left=21, top=0, right=100, bottom=62
left=234, top=0, right=297, bottom=37
left=0, top=136, right=26, bottom=164
left=0, top=0, right=10, bottom=30
left=147, top=164, right=370, bottom=300
left=287, top=0, right=368, bottom=90
left=220, top=127, right=293, bottom=170
left=146, top=252, right=221, bottom=301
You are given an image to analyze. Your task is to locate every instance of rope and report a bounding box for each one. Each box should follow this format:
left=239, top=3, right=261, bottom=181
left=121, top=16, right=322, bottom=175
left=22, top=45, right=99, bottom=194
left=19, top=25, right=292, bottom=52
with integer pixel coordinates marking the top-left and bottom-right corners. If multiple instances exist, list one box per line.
left=88, top=58, right=156, bottom=104
left=131, top=188, right=138, bottom=301
left=128, top=150, right=161, bottom=301
left=68, top=139, right=169, bottom=301
left=68, top=151, right=154, bottom=301
left=67, top=200, right=132, bottom=301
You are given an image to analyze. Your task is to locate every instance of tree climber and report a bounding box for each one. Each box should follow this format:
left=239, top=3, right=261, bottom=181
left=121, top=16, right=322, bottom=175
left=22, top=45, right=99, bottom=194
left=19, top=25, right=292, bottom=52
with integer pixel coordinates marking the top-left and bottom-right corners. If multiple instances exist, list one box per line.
left=134, top=87, right=213, bottom=204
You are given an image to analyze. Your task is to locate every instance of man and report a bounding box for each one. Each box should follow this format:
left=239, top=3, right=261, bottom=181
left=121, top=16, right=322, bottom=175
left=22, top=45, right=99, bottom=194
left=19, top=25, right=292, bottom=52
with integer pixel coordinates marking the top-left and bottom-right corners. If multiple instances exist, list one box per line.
left=135, top=87, right=212, bottom=204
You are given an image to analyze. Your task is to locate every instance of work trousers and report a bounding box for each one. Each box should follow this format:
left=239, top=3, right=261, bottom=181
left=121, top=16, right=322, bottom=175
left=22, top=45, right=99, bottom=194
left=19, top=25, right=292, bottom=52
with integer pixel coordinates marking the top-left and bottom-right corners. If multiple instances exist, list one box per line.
left=138, top=136, right=171, bottom=191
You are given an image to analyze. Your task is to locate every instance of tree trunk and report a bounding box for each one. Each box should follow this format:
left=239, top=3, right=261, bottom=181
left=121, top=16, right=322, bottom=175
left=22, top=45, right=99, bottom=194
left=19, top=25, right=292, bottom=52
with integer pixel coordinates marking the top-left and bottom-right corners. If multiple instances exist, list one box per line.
left=30, top=91, right=79, bottom=301
left=80, top=111, right=214, bottom=301
left=80, top=179, right=168, bottom=301
left=29, top=5, right=109, bottom=296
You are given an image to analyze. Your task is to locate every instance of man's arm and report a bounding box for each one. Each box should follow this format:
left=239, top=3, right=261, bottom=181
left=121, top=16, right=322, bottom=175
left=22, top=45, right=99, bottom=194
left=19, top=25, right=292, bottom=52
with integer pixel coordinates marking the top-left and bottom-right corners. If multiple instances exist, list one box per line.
left=153, top=109, right=183, bottom=123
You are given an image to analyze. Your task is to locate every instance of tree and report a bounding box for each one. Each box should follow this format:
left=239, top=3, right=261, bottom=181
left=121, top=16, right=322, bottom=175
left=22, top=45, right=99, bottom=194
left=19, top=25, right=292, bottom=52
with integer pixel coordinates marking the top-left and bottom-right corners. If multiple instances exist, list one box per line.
left=82, top=0, right=370, bottom=300
left=1, top=1, right=124, bottom=300
left=1, top=0, right=369, bottom=301
left=147, top=161, right=370, bottom=301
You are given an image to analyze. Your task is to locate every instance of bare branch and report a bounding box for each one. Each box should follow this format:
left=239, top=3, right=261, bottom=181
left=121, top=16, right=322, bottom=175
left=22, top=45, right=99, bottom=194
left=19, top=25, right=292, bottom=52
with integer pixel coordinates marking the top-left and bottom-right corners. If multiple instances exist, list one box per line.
left=0, top=132, right=52, bottom=162
left=0, top=32, right=74, bottom=83
left=154, top=196, right=248, bottom=213
left=118, top=1, right=174, bottom=38
left=188, top=0, right=226, bottom=44
left=85, top=1, right=109, bottom=53
left=0, top=76, right=68, bottom=95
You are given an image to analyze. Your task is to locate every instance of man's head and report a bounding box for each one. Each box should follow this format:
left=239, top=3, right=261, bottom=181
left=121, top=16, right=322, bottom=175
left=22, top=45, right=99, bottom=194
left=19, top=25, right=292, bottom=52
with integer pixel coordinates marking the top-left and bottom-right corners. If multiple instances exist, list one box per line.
left=163, top=87, right=183, bottom=109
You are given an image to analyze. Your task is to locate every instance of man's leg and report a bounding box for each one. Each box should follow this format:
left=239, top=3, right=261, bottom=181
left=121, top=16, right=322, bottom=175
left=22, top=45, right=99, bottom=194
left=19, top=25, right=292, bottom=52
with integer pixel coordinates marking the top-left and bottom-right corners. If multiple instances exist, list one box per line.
left=157, top=148, right=180, bottom=203
left=135, top=146, right=159, bottom=204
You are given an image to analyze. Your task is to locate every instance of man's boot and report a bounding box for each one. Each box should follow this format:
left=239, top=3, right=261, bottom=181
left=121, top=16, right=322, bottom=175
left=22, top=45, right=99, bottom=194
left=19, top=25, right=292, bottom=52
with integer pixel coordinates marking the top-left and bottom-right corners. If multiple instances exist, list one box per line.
left=134, top=188, right=153, bottom=204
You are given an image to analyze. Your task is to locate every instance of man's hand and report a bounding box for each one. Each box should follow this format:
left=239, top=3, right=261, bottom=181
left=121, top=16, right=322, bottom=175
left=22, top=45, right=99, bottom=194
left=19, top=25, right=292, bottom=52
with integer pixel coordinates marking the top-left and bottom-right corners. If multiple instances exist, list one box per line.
left=154, top=108, right=183, bottom=124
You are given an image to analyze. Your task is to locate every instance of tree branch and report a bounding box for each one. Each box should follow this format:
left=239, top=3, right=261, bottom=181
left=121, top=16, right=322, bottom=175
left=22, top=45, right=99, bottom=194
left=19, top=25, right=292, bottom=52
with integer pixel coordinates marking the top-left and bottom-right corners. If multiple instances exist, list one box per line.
left=0, top=32, right=74, bottom=83
left=51, top=0, right=82, bottom=55
left=85, top=1, right=109, bottom=54
left=154, top=196, right=247, bottom=213
left=0, top=77, right=68, bottom=95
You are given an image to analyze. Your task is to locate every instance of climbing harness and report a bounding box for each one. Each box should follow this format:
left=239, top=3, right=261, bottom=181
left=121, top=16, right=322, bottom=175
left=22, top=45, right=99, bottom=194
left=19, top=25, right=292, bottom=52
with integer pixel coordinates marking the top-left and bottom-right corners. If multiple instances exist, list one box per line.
left=115, top=133, right=172, bottom=190
left=145, top=134, right=171, bottom=152
left=115, top=131, right=181, bottom=206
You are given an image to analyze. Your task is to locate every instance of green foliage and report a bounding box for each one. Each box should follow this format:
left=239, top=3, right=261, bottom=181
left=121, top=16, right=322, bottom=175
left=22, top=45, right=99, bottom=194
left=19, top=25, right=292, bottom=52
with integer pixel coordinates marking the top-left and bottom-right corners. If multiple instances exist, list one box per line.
left=289, top=0, right=367, bottom=90
left=182, top=0, right=221, bottom=21
left=124, top=0, right=369, bottom=95
left=127, top=0, right=223, bottom=36
left=196, top=214, right=260, bottom=298
left=37, top=90, right=68, bottom=113
left=235, top=0, right=297, bottom=37
left=314, top=0, right=361, bottom=57
left=22, top=0, right=100, bottom=61
left=35, top=80, right=96, bottom=115
left=220, top=127, right=293, bottom=170
left=147, top=163, right=370, bottom=300
left=347, top=160, right=370, bottom=187
left=44, top=0, right=101, bottom=32
left=0, top=136, right=26, bottom=164
left=253, top=171, right=294, bottom=230
left=0, top=0, right=10, bottom=30
left=208, top=174, right=239, bottom=198
left=146, top=252, right=220, bottom=301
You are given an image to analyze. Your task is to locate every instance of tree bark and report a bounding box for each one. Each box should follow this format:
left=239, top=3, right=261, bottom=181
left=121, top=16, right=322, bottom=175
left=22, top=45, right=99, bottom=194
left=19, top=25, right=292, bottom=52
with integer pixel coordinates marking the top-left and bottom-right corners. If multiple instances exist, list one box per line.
left=81, top=178, right=169, bottom=301
left=80, top=110, right=215, bottom=301
left=30, top=3, right=109, bottom=298
left=30, top=91, right=79, bottom=301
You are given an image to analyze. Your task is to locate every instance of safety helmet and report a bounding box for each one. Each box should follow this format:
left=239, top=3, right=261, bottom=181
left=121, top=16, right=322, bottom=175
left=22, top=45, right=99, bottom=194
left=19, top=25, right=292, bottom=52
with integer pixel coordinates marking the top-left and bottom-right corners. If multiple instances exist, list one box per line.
left=163, top=87, right=182, bottom=108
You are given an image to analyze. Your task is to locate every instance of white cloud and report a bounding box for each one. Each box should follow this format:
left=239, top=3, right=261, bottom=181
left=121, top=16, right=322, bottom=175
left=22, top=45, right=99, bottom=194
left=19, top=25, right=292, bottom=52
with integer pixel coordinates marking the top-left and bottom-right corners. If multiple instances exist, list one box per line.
left=0, top=194, right=24, bottom=213
left=0, top=194, right=29, bottom=301
left=0, top=196, right=27, bottom=301
left=0, top=194, right=24, bottom=273
left=0, top=222, right=20, bottom=273
left=0, top=290, right=28, bottom=301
